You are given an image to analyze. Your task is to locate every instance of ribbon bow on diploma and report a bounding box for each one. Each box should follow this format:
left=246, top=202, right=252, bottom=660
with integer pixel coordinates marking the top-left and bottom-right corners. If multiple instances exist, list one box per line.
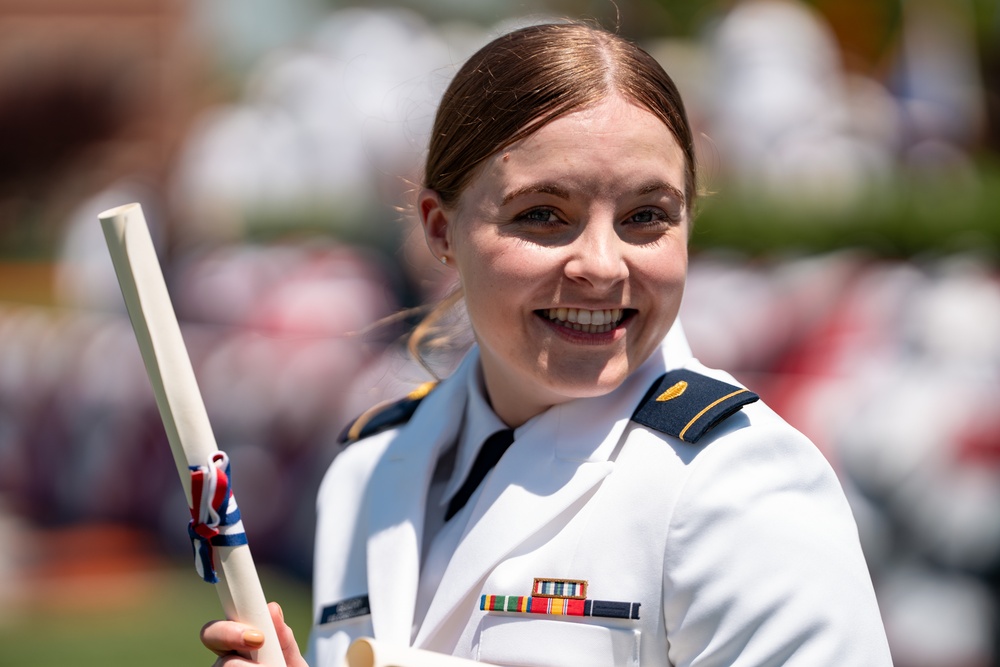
left=189, top=451, right=248, bottom=583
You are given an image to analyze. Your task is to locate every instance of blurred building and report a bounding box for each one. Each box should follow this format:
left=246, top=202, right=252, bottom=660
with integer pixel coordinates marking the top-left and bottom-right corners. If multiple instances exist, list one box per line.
left=0, top=0, right=210, bottom=259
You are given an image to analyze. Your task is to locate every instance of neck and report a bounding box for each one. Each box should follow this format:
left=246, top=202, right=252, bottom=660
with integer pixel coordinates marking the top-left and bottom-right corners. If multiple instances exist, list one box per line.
left=489, top=393, right=552, bottom=429
left=478, top=361, right=564, bottom=429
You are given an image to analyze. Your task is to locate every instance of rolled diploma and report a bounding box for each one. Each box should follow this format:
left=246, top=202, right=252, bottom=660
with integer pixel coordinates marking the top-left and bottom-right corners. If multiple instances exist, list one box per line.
left=100, top=203, right=286, bottom=667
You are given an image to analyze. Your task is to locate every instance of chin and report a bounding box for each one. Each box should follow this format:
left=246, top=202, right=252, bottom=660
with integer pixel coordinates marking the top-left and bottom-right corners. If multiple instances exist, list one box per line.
left=537, top=364, right=632, bottom=402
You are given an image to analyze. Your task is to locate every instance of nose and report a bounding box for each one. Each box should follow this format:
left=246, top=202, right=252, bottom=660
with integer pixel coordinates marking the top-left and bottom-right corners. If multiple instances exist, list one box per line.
left=563, top=217, right=628, bottom=292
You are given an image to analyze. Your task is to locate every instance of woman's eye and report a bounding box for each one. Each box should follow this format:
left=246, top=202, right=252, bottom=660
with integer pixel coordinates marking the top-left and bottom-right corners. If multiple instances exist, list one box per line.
left=626, top=208, right=668, bottom=225
left=516, top=208, right=559, bottom=224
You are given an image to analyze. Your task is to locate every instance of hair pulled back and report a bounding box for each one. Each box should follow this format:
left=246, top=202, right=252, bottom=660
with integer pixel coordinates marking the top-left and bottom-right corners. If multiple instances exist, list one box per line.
left=424, top=22, right=697, bottom=209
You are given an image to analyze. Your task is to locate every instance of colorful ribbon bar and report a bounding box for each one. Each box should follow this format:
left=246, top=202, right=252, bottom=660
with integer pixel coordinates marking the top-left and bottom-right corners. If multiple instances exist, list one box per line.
left=481, top=595, right=640, bottom=620
left=188, top=451, right=248, bottom=583
left=533, top=578, right=587, bottom=599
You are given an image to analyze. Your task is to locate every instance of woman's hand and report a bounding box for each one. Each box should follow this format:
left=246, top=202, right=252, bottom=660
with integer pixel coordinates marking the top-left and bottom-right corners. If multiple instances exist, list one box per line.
left=200, top=601, right=309, bottom=667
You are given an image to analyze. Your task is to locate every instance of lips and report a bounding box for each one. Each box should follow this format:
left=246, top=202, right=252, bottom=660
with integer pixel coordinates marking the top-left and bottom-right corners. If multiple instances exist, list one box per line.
left=538, top=307, right=630, bottom=334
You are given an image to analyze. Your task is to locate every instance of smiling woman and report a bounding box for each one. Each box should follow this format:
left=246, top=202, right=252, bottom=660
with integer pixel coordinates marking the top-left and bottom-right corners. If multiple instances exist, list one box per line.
left=420, top=96, right=689, bottom=426
left=199, top=21, right=893, bottom=667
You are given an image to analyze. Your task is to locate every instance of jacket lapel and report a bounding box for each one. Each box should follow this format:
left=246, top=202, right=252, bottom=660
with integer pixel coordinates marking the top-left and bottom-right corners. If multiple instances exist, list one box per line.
left=413, top=349, right=670, bottom=647
left=364, top=355, right=474, bottom=646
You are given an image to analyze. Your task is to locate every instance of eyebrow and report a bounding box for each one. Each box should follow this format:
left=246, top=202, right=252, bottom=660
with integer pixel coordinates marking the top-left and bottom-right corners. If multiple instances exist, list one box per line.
left=500, top=180, right=686, bottom=207
left=636, top=180, right=686, bottom=204
left=500, top=182, right=571, bottom=206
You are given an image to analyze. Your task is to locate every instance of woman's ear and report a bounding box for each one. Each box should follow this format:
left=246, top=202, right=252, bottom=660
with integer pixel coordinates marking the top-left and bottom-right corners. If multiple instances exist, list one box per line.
left=418, top=188, right=452, bottom=264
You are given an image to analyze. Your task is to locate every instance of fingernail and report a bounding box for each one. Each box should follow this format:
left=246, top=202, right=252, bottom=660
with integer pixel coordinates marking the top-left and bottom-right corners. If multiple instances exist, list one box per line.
left=243, top=629, right=265, bottom=648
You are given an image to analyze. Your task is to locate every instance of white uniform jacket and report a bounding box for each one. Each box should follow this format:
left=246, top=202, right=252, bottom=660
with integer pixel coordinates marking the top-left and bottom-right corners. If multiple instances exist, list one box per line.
left=307, top=325, right=892, bottom=666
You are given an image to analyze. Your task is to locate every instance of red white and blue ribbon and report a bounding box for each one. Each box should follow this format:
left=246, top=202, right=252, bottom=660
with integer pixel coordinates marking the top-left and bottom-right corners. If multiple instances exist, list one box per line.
left=188, top=451, right=247, bottom=583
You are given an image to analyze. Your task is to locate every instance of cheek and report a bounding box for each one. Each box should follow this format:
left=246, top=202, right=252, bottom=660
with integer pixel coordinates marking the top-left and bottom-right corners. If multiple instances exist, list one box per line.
left=637, top=248, right=688, bottom=316
left=662, top=260, right=688, bottom=289
left=457, top=250, right=553, bottom=341
left=454, top=242, right=512, bottom=309
left=638, top=240, right=687, bottom=280
left=459, top=238, right=546, bottom=291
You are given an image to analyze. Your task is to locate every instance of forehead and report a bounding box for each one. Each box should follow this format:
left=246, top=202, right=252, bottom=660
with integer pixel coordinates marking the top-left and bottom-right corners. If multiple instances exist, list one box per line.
left=465, top=96, right=688, bottom=203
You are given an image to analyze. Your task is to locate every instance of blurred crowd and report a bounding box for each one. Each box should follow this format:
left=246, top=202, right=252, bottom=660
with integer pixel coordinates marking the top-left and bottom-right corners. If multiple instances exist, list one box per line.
left=687, top=252, right=1000, bottom=667
left=4, top=247, right=1000, bottom=665
left=1, top=1, right=999, bottom=665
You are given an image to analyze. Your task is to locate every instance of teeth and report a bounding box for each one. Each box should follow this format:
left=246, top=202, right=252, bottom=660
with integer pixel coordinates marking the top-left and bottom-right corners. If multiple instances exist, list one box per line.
left=543, top=308, right=625, bottom=334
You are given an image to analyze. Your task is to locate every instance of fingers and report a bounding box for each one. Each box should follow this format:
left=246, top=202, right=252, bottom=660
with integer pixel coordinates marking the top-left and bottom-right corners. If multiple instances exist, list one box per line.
left=200, top=619, right=265, bottom=659
left=202, top=602, right=308, bottom=667
left=269, top=602, right=310, bottom=667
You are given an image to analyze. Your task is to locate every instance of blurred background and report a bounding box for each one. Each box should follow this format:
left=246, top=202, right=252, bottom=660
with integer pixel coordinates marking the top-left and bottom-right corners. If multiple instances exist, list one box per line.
left=0, top=0, right=998, bottom=664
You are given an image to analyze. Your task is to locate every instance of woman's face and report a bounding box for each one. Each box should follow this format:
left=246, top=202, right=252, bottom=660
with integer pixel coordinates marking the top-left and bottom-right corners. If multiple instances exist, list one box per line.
left=421, top=95, right=690, bottom=426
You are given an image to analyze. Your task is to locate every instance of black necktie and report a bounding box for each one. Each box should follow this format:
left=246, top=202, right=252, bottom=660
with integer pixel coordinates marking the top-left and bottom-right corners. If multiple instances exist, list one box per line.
left=445, top=429, right=515, bottom=521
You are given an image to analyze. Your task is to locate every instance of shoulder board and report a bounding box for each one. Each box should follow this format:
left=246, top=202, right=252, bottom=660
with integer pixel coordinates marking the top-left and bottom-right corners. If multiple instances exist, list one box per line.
left=338, top=381, right=438, bottom=444
left=632, top=369, right=759, bottom=443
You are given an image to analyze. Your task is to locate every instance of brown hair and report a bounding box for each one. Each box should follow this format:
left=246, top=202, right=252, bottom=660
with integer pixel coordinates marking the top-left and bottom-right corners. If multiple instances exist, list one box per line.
left=424, top=21, right=696, bottom=209
left=410, top=22, right=696, bottom=375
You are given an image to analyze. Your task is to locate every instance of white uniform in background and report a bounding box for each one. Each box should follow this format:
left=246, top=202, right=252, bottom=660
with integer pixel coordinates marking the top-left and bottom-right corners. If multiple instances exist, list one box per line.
left=306, top=324, right=892, bottom=667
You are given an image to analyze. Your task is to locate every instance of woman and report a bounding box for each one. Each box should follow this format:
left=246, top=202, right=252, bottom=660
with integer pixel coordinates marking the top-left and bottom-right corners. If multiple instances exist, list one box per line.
left=202, top=22, right=892, bottom=666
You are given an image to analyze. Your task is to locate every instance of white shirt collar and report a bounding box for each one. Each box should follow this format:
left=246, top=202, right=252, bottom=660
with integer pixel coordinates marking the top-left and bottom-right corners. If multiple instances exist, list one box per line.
left=440, top=361, right=509, bottom=507
left=437, top=318, right=693, bottom=506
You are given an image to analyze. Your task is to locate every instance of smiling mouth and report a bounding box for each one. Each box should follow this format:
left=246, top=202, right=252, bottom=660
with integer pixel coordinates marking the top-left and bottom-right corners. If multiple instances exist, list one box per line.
left=537, top=307, right=632, bottom=334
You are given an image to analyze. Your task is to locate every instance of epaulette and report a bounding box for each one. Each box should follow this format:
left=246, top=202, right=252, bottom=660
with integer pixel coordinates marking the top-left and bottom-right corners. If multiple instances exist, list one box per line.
left=632, top=369, right=759, bottom=443
left=338, top=381, right=438, bottom=444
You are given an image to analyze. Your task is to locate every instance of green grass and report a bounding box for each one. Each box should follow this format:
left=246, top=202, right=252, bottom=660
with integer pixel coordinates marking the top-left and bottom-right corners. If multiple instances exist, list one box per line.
left=0, top=565, right=312, bottom=667
left=690, top=160, right=1000, bottom=261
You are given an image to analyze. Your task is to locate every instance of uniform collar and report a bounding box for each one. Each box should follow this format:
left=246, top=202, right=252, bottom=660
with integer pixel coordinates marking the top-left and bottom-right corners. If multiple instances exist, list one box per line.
left=660, top=318, right=693, bottom=367
left=441, top=319, right=692, bottom=507
left=440, top=362, right=509, bottom=507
